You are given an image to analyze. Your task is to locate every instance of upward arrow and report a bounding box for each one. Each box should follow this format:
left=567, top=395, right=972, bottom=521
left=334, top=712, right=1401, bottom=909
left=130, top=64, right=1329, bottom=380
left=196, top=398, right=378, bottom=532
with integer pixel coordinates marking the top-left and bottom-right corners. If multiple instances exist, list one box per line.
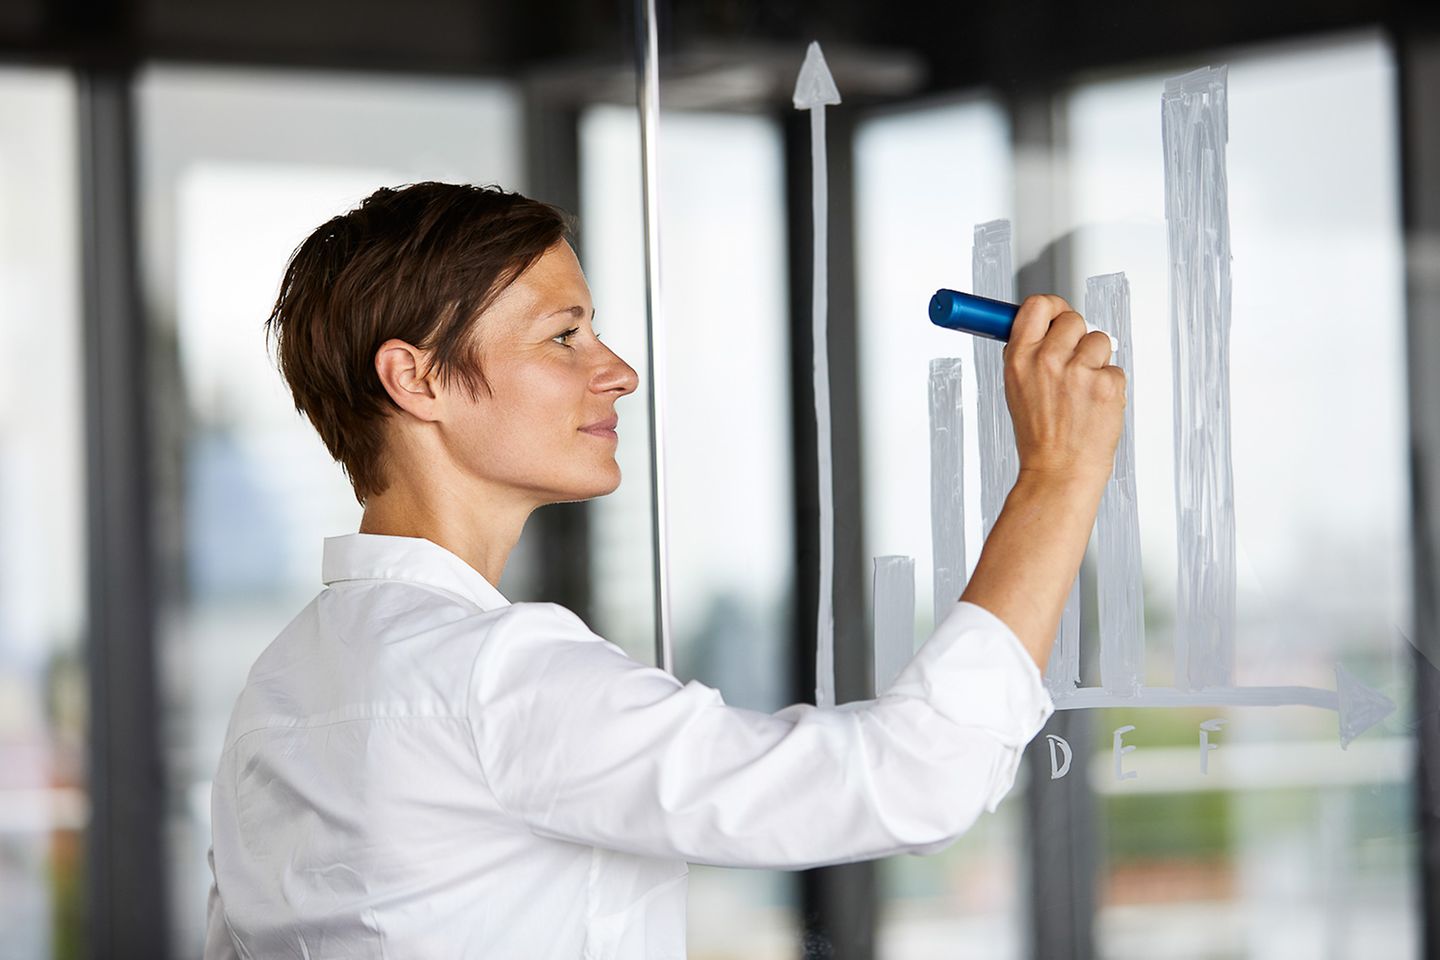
left=793, top=41, right=842, bottom=109
left=795, top=41, right=841, bottom=709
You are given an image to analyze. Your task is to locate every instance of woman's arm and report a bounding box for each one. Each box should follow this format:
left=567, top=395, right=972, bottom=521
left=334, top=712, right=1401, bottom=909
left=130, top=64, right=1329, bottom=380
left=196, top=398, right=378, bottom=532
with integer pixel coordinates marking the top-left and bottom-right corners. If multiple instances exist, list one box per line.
left=962, top=294, right=1126, bottom=668
left=202, top=846, right=242, bottom=960
left=462, top=293, right=1124, bottom=869
left=467, top=598, right=1049, bottom=870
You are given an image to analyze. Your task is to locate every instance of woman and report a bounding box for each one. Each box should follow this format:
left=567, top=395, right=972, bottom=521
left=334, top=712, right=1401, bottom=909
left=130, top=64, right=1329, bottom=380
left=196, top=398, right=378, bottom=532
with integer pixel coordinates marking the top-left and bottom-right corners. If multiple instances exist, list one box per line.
left=203, top=182, right=1124, bottom=958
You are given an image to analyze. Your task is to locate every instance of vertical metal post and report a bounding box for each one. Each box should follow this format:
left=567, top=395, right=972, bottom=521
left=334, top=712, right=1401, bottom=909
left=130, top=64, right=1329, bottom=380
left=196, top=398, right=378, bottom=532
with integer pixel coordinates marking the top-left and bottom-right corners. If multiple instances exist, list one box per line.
left=1398, top=30, right=1440, bottom=960
left=633, top=0, right=674, bottom=673
left=78, top=65, right=170, bottom=960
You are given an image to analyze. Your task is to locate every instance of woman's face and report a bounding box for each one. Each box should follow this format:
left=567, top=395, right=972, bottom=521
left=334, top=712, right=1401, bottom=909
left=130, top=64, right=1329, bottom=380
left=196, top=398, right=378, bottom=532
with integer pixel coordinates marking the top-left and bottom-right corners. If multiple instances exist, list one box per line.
left=441, top=240, right=639, bottom=506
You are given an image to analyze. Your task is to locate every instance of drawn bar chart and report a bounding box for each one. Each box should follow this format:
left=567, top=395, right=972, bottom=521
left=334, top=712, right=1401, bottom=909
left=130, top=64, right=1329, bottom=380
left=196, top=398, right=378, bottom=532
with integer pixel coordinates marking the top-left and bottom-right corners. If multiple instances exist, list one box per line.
left=1163, top=65, right=1237, bottom=691
left=928, top=358, right=966, bottom=629
left=782, top=39, right=1399, bottom=745
left=1089, top=272, right=1146, bottom=697
left=872, top=556, right=916, bottom=695
left=972, top=221, right=1082, bottom=696
left=894, top=64, right=1392, bottom=746
left=972, top=218, right=1017, bottom=550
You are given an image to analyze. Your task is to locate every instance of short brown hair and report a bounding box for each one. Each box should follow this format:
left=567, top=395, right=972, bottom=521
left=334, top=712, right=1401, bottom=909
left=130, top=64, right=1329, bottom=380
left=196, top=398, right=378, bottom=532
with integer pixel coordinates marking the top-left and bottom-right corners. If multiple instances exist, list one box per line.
left=265, top=182, right=571, bottom=503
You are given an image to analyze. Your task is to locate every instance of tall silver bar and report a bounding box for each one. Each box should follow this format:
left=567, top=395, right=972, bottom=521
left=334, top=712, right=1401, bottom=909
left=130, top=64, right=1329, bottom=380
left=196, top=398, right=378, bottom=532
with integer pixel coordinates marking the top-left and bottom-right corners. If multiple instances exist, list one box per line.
left=1162, top=66, right=1236, bottom=690
left=973, top=219, right=1078, bottom=695
left=635, top=0, right=674, bottom=673
left=1052, top=578, right=1081, bottom=697
left=973, top=220, right=1017, bottom=542
left=1088, top=272, right=1146, bottom=696
left=872, top=556, right=916, bottom=696
left=928, top=358, right=966, bottom=627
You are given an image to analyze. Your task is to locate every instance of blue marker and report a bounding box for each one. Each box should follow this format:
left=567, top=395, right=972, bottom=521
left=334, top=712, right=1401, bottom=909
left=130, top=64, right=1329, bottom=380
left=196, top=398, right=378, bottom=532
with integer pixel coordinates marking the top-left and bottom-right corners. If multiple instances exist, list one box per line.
left=928, top=289, right=1018, bottom=341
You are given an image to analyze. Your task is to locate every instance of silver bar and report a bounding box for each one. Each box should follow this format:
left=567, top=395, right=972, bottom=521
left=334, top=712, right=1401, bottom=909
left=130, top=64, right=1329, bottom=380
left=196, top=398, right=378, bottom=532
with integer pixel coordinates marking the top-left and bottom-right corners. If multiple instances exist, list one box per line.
left=872, top=556, right=916, bottom=696
left=928, top=358, right=966, bottom=627
left=1088, top=272, right=1145, bottom=697
left=972, top=219, right=1017, bottom=541
left=973, top=218, right=1079, bottom=695
left=1162, top=66, right=1236, bottom=690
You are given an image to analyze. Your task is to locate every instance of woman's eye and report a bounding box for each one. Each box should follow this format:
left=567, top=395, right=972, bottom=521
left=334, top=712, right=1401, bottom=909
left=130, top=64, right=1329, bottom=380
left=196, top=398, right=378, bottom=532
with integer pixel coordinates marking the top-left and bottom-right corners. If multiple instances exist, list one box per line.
left=552, top=327, right=580, bottom=345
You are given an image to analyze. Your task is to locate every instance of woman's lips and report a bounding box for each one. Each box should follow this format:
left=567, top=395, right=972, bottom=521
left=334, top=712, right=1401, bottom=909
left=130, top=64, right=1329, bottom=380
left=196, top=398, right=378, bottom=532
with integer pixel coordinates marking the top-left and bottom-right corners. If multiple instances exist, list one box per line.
left=580, top=416, right=618, bottom=440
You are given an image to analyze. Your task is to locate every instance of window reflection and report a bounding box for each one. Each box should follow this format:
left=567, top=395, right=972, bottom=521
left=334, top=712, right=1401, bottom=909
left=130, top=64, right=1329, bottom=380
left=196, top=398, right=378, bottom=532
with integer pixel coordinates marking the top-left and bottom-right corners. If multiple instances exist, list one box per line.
left=0, top=68, right=86, bottom=960
left=1063, top=33, right=1415, bottom=959
left=580, top=103, right=799, bottom=957
left=137, top=65, right=522, bottom=955
left=854, top=98, right=1026, bottom=959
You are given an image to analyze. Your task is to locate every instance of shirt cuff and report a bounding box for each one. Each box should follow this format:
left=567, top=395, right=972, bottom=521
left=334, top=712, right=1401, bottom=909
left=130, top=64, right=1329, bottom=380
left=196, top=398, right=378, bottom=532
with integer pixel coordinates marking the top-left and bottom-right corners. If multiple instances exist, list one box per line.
left=883, top=599, right=1055, bottom=812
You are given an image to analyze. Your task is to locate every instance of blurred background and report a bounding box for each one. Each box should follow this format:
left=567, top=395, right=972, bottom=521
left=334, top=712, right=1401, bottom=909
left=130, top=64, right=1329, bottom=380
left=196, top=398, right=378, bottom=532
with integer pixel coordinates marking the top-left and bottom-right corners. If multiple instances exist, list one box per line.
left=3, top=1, right=1440, bottom=958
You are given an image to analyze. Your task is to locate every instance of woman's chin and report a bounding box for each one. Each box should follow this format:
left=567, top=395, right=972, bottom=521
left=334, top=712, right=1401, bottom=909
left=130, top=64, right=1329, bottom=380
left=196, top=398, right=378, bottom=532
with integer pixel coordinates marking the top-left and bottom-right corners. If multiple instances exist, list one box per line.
left=551, top=466, right=622, bottom=503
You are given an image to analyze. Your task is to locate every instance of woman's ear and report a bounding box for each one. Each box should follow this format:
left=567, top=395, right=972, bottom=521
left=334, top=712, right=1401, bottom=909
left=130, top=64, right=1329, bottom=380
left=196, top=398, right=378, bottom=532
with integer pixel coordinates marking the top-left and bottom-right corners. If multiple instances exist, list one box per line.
left=374, top=339, right=441, bottom=421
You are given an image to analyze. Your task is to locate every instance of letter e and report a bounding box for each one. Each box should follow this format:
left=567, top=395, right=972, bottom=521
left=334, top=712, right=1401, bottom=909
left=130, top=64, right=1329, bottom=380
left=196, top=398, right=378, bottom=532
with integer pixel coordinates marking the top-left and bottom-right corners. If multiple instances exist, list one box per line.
left=1113, top=724, right=1138, bottom=782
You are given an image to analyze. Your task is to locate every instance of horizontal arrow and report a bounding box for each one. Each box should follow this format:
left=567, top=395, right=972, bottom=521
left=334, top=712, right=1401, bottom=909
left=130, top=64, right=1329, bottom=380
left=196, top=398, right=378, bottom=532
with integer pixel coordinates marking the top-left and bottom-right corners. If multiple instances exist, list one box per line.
left=1049, top=665, right=1395, bottom=748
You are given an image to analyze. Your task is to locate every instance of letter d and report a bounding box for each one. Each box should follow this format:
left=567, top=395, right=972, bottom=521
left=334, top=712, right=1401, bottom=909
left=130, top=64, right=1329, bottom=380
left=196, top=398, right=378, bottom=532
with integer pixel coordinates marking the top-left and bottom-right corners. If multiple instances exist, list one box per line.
left=1046, top=734, right=1073, bottom=780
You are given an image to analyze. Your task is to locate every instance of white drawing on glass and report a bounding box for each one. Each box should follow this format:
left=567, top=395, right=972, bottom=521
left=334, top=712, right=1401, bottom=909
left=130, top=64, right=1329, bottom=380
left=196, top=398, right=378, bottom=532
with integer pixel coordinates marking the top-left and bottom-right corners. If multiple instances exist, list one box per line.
left=1046, top=734, right=1074, bottom=780
left=1113, top=725, right=1139, bottom=782
left=1199, top=718, right=1226, bottom=774
left=793, top=52, right=1396, bottom=748
left=794, top=41, right=842, bottom=708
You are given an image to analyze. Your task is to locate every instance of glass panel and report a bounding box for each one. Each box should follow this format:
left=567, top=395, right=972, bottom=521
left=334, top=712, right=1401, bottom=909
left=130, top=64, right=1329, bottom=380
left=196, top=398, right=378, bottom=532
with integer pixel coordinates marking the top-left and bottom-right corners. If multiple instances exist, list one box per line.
left=135, top=66, right=523, bottom=956
left=579, top=102, right=800, bottom=959
left=0, top=68, right=87, bottom=960
left=1061, top=33, right=1416, bottom=959
left=854, top=99, right=1025, bottom=959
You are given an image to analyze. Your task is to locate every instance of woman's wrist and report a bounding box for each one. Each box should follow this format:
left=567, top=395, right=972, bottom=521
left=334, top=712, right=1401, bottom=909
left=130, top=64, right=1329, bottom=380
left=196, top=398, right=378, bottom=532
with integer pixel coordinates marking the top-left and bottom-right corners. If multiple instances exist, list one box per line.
left=1014, top=464, right=1110, bottom=501
left=960, top=468, right=1108, bottom=669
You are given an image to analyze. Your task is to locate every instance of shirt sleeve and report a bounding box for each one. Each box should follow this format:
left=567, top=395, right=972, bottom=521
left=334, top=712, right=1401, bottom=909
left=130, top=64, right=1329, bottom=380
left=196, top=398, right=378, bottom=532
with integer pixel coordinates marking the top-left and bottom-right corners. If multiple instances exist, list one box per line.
left=202, top=844, right=245, bottom=960
left=467, top=599, right=1053, bottom=870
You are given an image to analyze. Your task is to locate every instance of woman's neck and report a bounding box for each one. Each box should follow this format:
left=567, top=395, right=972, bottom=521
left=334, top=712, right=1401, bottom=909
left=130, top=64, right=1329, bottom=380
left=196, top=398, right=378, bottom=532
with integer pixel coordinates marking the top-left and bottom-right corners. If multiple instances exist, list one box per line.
left=359, top=477, right=533, bottom=589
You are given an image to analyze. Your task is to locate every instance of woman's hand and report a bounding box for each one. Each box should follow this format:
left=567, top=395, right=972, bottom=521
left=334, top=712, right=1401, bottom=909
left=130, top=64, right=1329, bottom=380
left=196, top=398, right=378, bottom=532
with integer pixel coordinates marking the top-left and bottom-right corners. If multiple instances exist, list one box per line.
left=1002, top=293, right=1126, bottom=489
left=958, top=293, right=1127, bottom=670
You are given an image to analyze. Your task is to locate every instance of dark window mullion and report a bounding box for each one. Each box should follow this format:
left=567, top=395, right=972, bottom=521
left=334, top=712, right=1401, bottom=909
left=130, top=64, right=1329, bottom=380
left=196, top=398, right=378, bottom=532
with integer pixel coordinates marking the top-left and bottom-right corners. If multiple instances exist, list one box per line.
left=78, top=63, right=169, bottom=960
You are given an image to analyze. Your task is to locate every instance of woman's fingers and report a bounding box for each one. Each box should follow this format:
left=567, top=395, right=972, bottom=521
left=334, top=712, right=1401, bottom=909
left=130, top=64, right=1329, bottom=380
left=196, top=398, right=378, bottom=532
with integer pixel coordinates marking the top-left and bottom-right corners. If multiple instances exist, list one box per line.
left=1002, top=292, right=1128, bottom=485
left=1073, top=329, right=1115, bottom=368
left=1006, top=294, right=1073, bottom=351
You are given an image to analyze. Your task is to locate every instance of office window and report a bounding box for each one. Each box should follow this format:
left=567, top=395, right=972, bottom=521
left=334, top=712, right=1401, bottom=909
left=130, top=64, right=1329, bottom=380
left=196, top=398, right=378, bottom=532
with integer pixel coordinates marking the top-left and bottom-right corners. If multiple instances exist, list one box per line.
left=0, top=68, right=87, bottom=960
left=580, top=103, right=800, bottom=958
left=135, top=65, right=523, bottom=955
left=854, top=98, right=1027, bottom=959
left=1062, top=33, right=1415, bottom=959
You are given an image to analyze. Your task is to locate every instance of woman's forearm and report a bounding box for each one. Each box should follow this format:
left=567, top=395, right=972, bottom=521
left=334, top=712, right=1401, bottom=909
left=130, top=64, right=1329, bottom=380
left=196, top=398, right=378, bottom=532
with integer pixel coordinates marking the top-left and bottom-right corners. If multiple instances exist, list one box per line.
left=960, top=293, right=1126, bottom=670
left=960, top=468, right=1107, bottom=672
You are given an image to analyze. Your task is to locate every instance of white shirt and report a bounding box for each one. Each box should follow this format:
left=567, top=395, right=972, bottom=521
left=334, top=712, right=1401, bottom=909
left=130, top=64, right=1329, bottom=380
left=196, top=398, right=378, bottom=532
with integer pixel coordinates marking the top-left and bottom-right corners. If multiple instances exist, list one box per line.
left=204, top=533, right=1053, bottom=959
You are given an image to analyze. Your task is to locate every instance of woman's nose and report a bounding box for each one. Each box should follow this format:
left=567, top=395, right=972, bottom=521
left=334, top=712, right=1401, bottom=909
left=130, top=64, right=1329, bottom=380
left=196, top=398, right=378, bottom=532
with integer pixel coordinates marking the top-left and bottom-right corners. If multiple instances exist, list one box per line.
left=592, top=345, right=639, bottom=396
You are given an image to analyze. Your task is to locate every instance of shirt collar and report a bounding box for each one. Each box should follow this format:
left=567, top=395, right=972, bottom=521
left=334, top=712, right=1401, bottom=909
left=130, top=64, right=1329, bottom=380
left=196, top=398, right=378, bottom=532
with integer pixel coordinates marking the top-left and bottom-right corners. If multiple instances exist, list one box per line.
left=321, top=533, right=511, bottom=612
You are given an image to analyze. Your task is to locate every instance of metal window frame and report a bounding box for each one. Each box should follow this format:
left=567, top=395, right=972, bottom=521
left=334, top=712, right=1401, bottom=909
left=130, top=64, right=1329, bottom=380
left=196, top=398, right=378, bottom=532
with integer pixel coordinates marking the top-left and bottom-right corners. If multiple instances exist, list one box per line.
left=77, top=62, right=171, bottom=960
left=1399, top=30, right=1440, bottom=959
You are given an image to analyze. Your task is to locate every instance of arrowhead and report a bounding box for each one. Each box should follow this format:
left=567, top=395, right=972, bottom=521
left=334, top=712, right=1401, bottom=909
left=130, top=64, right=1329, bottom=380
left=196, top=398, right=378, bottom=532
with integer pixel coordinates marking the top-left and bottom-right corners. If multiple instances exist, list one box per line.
left=1335, top=663, right=1395, bottom=748
left=793, top=41, right=842, bottom=110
